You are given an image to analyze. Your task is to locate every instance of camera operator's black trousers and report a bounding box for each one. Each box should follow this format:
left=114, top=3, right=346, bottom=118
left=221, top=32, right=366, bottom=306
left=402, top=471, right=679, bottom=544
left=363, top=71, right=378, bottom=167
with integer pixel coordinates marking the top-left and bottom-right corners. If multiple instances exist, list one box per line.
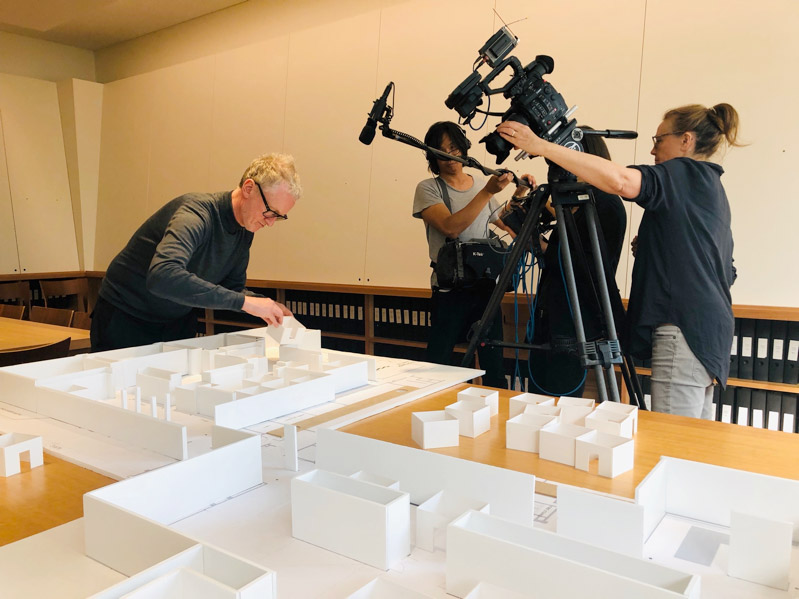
left=90, top=296, right=198, bottom=352
left=427, top=286, right=505, bottom=388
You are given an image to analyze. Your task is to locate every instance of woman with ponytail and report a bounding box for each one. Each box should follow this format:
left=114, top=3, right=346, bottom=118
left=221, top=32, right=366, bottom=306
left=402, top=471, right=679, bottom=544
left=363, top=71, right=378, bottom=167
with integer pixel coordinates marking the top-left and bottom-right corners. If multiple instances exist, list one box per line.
left=497, top=104, right=742, bottom=419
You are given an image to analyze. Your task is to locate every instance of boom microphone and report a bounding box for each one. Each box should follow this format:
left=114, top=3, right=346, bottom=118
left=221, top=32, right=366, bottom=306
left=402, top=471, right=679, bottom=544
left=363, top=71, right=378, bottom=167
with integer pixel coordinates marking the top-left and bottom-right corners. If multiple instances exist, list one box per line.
left=582, top=129, right=638, bottom=139
left=358, top=82, right=393, bottom=145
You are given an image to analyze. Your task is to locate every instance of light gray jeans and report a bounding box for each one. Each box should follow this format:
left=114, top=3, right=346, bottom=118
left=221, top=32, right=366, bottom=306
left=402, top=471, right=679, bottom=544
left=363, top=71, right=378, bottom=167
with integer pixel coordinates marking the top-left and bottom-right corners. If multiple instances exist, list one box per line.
left=650, top=324, right=715, bottom=420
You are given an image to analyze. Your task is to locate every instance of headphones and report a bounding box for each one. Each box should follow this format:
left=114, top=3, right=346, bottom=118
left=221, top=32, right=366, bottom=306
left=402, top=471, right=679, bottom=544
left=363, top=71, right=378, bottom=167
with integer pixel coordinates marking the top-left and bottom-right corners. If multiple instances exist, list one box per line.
left=425, top=122, right=471, bottom=166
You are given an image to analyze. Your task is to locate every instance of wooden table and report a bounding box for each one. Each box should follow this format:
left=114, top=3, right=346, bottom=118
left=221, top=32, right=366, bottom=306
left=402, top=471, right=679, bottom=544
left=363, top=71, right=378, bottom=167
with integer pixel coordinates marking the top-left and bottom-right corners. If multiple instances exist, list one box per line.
left=0, top=317, right=90, bottom=352
left=341, top=383, right=799, bottom=499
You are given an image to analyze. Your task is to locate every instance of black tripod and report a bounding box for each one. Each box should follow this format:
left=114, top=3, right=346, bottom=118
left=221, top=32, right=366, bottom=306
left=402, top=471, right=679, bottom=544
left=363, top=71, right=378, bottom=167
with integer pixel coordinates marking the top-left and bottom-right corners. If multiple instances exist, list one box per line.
left=461, top=162, right=646, bottom=407
left=369, top=116, right=643, bottom=407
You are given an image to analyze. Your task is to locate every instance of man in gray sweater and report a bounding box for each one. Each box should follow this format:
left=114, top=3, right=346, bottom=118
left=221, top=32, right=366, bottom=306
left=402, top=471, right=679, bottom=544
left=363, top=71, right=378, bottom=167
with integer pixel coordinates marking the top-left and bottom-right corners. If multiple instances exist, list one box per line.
left=91, top=153, right=301, bottom=352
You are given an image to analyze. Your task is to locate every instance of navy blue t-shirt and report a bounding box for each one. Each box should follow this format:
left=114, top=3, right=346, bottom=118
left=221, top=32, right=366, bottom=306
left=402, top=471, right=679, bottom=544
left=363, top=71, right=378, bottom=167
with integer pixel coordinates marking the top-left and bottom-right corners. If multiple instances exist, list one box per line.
left=625, top=158, right=735, bottom=385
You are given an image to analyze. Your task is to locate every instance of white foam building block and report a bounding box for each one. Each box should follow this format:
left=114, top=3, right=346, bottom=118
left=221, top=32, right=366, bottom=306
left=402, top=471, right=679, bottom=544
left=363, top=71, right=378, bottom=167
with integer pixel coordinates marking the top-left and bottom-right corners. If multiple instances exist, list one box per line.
left=416, top=490, right=489, bottom=552
left=522, top=404, right=561, bottom=419
left=265, top=316, right=321, bottom=349
left=635, top=457, right=799, bottom=542
left=213, top=369, right=335, bottom=429
left=136, top=367, right=183, bottom=404
left=446, top=510, right=700, bottom=599
left=317, top=430, right=536, bottom=525
left=346, top=577, right=435, bottom=598
left=505, top=413, right=557, bottom=453
left=0, top=433, right=43, bottom=477
left=574, top=430, right=635, bottom=478
left=556, top=485, right=645, bottom=558
left=728, top=510, right=792, bottom=590
left=349, top=471, right=401, bottom=490
left=585, top=408, right=635, bottom=439
left=291, top=469, right=410, bottom=570
left=88, top=544, right=275, bottom=599
left=556, top=396, right=595, bottom=426
left=508, top=392, right=556, bottom=418
left=85, top=433, right=262, bottom=575
left=411, top=411, right=460, bottom=449
left=538, top=423, right=592, bottom=466
left=445, top=401, right=490, bottom=438
left=594, top=401, right=638, bottom=433
left=284, top=424, right=299, bottom=471
left=457, top=387, right=499, bottom=416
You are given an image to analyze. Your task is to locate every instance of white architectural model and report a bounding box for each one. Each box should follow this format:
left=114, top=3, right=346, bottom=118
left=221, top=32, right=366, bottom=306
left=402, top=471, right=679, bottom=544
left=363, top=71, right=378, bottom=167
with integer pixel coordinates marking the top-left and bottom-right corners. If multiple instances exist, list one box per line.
left=0, top=432, right=43, bottom=477
left=507, top=392, right=556, bottom=418
left=0, top=326, right=795, bottom=598
left=411, top=411, right=459, bottom=449
left=445, top=401, right=490, bottom=438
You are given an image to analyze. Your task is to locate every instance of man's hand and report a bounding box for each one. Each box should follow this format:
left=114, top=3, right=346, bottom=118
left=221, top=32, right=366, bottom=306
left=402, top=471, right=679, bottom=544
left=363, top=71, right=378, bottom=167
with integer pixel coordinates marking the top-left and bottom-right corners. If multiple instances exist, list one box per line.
left=242, top=296, right=292, bottom=326
left=631, top=235, right=638, bottom=257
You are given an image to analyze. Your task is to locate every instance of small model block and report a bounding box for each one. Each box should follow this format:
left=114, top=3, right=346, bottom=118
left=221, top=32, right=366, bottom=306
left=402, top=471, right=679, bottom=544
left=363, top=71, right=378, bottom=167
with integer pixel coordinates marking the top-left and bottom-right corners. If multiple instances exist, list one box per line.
left=291, top=469, right=411, bottom=570
left=574, top=430, right=634, bottom=478
left=411, top=411, right=460, bottom=449
left=415, top=490, right=489, bottom=552
left=0, top=433, right=44, bottom=477
left=556, top=397, right=596, bottom=426
left=445, top=402, right=491, bottom=438
left=457, top=387, right=499, bottom=416
left=505, top=413, right=557, bottom=453
left=585, top=408, right=635, bottom=439
left=538, top=423, right=592, bottom=467
left=728, top=510, right=792, bottom=590
left=508, top=392, right=556, bottom=419
left=522, top=404, right=561, bottom=419
left=593, top=401, right=639, bottom=434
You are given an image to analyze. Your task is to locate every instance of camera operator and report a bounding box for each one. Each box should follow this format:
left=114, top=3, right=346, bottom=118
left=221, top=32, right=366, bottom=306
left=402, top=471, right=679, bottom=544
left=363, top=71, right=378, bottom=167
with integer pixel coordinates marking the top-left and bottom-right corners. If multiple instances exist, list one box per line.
left=412, top=121, right=532, bottom=388
left=498, top=104, right=740, bottom=419
left=528, top=128, right=627, bottom=397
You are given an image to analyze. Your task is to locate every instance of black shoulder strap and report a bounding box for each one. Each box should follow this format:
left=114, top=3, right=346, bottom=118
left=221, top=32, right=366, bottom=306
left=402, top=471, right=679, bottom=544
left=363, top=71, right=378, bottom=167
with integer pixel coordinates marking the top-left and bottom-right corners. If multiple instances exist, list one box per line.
left=435, top=177, right=453, bottom=213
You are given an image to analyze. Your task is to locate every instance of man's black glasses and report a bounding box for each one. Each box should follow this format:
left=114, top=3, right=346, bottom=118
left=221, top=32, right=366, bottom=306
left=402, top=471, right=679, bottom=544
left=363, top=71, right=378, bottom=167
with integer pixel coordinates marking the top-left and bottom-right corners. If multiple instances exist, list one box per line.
left=255, top=181, right=288, bottom=221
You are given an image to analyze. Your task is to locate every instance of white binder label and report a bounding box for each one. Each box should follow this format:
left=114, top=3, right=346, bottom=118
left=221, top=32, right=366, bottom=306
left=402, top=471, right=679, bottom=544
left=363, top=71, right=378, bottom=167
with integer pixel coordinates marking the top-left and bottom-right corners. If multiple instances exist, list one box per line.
left=767, top=411, right=780, bottom=431
left=752, top=409, right=764, bottom=429
left=730, top=336, right=737, bottom=356
left=721, top=404, right=732, bottom=424
left=756, top=338, right=768, bottom=359
left=772, top=339, right=784, bottom=360
left=737, top=407, right=748, bottom=426
left=741, top=337, right=753, bottom=357
left=783, top=414, right=795, bottom=434
left=789, top=340, right=799, bottom=361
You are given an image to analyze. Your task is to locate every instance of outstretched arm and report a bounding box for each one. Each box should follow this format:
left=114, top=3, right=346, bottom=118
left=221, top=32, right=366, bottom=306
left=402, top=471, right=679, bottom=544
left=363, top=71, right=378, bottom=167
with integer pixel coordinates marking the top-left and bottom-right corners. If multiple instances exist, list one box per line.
left=496, top=122, right=643, bottom=199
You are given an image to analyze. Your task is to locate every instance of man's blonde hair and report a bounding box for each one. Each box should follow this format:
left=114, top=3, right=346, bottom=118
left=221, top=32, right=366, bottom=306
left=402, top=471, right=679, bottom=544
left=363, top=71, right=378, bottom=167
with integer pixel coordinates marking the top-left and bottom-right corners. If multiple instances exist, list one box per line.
left=239, top=153, right=302, bottom=199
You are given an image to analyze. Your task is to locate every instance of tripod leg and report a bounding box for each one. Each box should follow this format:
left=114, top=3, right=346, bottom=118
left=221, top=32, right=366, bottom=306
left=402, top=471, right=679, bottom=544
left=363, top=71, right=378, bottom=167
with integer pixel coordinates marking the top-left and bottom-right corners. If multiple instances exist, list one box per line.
left=460, top=186, right=550, bottom=369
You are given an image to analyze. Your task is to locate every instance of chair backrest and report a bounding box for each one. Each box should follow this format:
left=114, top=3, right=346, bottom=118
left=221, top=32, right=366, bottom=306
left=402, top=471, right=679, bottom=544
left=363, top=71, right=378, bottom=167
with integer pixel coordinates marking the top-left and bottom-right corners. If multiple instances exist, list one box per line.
left=30, top=306, right=75, bottom=327
left=0, top=281, right=32, bottom=311
left=0, top=304, right=26, bottom=319
left=40, top=278, right=90, bottom=312
left=0, top=337, right=71, bottom=367
left=70, top=311, right=92, bottom=330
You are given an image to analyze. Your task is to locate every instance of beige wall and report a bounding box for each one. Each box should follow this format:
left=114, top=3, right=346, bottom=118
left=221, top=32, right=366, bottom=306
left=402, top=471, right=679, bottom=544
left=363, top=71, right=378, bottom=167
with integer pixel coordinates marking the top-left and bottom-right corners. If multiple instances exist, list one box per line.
left=28, top=0, right=799, bottom=307
left=0, top=31, right=94, bottom=82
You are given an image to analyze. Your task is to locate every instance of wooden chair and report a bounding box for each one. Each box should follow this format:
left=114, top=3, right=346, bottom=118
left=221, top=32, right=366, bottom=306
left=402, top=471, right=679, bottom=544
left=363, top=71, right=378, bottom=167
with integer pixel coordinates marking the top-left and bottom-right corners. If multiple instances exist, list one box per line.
left=30, top=306, right=74, bottom=327
left=0, top=281, right=31, bottom=313
left=71, top=311, right=92, bottom=330
left=39, top=278, right=90, bottom=312
left=0, top=337, right=71, bottom=367
left=0, top=304, right=26, bottom=319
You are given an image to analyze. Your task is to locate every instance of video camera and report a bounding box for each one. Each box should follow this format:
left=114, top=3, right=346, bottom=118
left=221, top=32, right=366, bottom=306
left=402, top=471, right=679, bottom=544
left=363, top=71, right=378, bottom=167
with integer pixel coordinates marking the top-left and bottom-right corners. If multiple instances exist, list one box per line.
left=445, top=27, right=580, bottom=164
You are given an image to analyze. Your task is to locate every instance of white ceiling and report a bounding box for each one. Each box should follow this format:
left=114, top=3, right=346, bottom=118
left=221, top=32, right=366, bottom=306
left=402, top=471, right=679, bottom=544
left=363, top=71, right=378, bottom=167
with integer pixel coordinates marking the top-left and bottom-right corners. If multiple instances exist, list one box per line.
left=0, top=0, right=247, bottom=50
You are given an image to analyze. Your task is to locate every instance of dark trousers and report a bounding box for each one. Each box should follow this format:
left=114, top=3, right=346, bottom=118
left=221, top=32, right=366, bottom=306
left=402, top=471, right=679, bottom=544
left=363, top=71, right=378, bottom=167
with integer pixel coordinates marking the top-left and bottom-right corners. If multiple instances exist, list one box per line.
left=427, top=286, right=506, bottom=388
left=90, top=296, right=198, bottom=352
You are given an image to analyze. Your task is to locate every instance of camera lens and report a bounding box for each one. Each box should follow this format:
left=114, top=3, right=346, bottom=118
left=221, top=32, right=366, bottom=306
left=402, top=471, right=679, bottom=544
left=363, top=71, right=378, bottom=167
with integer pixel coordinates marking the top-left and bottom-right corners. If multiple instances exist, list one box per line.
left=481, top=114, right=529, bottom=164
